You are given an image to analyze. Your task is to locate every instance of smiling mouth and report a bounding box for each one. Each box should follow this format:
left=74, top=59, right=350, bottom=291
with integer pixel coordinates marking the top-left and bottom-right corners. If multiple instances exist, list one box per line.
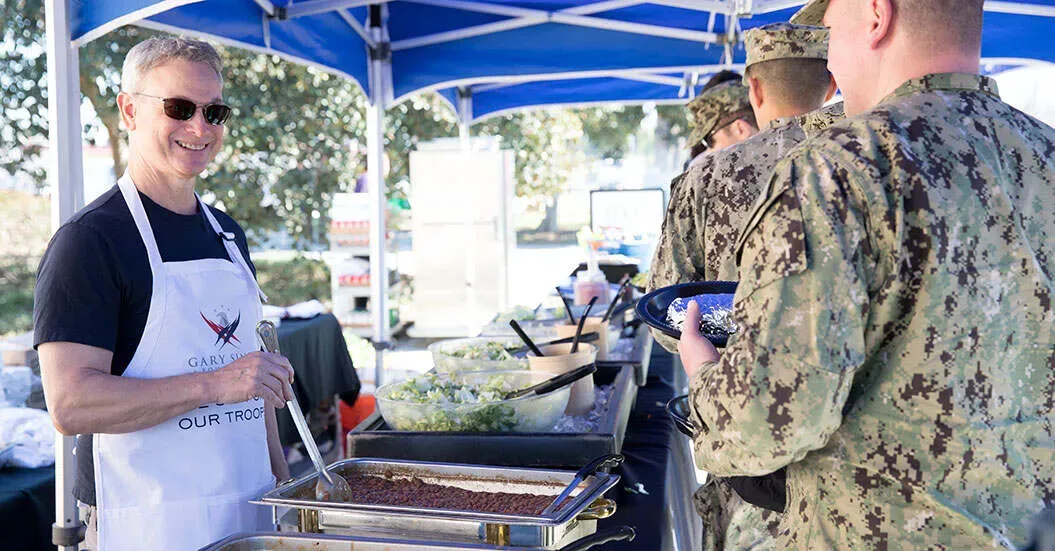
left=175, top=140, right=209, bottom=151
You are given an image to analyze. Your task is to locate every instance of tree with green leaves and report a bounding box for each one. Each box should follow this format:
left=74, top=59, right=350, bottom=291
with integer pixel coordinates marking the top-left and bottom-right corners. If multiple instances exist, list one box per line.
left=2, top=0, right=650, bottom=245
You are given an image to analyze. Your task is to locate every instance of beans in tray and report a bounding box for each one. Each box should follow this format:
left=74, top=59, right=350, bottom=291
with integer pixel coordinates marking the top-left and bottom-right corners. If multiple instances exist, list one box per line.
left=334, top=473, right=559, bottom=516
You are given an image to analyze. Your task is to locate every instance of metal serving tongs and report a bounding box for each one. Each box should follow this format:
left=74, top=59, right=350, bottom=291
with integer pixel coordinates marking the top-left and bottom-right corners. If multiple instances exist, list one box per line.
left=256, top=320, right=352, bottom=502
left=540, top=454, right=624, bottom=516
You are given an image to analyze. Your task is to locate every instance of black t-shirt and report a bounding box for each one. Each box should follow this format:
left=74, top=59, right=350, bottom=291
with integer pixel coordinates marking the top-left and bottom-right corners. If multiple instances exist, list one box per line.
left=33, top=184, right=255, bottom=506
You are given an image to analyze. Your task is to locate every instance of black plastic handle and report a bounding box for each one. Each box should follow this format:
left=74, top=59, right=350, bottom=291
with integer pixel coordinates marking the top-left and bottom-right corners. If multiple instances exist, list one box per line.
left=570, top=297, right=598, bottom=353
left=557, top=286, right=577, bottom=325
left=505, top=363, right=597, bottom=399
left=578, top=453, right=624, bottom=478
left=666, top=394, right=698, bottom=437
left=510, top=332, right=599, bottom=356
left=601, top=277, right=631, bottom=322
left=558, top=526, right=636, bottom=551
left=509, top=320, right=544, bottom=357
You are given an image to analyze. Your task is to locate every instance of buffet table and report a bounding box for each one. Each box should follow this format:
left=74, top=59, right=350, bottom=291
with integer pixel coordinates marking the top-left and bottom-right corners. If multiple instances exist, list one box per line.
left=0, top=465, right=56, bottom=551
left=592, top=344, right=700, bottom=550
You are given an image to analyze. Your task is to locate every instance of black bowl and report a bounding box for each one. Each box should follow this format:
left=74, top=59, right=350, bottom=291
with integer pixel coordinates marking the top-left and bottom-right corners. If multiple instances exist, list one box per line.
left=666, top=394, right=698, bottom=437
left=635, top=281, right=738, bottom=346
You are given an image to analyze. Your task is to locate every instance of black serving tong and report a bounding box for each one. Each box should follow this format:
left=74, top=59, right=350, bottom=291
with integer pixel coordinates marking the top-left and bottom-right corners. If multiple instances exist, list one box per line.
left=503, top=362, right=597, bottom=400
left=557, top=286, right=578, bottom=325
left=509, top=320, right=545, bottom=357
left=540, top=453, right=625, bottom=516
left=600, top=276, right=632, bottom=323
left=509, top=332, right=600, bottom=357
left=570, top=297, right=598, bottom=353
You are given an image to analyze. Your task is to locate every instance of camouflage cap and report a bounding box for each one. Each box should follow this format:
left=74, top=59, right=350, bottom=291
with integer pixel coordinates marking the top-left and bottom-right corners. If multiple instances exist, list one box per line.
left=744, top=23, right=829, bottom=70
left=687, top=80, right=752, bottom=148
left=790, top=0, right=829, bottom=25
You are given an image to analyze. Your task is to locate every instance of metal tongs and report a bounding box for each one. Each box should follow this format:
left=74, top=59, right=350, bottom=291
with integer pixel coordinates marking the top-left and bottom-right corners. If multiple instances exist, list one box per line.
left=256, top=320, right=352, bottom=502
left=540, top=454, right=624, bottom=516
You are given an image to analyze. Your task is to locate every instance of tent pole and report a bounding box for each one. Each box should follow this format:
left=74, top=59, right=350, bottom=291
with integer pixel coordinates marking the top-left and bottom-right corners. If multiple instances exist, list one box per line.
left=457, top=88, right=480, bottom=336
left=367, top=5, right=391, bottom=384
left=44, top=0, right=85, bottom=549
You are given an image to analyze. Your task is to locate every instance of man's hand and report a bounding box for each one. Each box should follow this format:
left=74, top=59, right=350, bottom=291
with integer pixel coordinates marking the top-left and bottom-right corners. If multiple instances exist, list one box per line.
left=678, top=301, right=721, bottom=378
left=207, top=352, right=295, bottom=409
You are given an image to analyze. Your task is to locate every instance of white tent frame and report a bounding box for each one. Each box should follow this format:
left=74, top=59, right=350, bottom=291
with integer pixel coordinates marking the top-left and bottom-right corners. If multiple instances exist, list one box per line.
left=41, top=1, right=1055, bottom=548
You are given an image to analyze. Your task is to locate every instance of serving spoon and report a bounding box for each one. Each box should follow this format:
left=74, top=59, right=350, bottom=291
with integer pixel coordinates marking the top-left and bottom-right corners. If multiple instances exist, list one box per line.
left=256, top=320, right=352, bottom=502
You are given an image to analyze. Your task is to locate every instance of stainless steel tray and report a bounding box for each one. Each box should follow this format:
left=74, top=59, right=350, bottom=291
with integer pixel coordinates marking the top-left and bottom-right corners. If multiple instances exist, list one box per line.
left=200, top=532, right=508, bottom=550
left=253, top=458, right=620, bottom=549
left=200, top=526, right=636, bottom=551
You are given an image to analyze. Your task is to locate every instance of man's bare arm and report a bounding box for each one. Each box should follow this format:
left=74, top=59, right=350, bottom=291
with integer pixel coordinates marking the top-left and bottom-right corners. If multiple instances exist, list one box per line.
left=265, top=405, right=290, bottom=481
left=39, top=342, right=294, bottom=436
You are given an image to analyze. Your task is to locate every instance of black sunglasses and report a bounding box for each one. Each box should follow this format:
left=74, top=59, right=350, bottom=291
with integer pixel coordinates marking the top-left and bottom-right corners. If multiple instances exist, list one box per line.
left=131, top=92, right=232, bottom=126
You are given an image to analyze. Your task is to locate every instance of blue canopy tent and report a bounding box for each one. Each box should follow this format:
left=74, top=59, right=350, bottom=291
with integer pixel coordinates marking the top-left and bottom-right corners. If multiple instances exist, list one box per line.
left=435, top=3, right=1055, bottom=124
left=42, top=1, right=1055, bottom=547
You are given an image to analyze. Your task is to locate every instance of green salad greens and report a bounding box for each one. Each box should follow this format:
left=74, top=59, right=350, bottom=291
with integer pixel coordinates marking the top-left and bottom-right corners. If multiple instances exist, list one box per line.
left=630, top=271, right=649, bottom=288
left=444, top=341, right=519, bottom=361
left=383, top=373, right=519, bottom=431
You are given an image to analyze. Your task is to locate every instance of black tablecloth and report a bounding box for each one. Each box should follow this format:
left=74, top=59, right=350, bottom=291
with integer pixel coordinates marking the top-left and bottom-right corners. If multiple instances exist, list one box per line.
left=276, top=314, right=360, bottom=446
left=594, top=344, right=681, bottom=550
left=0, top=466, right=56, bottom=551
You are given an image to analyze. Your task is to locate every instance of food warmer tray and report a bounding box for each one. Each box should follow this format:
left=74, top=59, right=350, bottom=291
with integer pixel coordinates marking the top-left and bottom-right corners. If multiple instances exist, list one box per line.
left=345, top=364, right=637, bottom=469
left=252, top=458, right=621, bottom=549
left=200, top=526, right=636, bottom=551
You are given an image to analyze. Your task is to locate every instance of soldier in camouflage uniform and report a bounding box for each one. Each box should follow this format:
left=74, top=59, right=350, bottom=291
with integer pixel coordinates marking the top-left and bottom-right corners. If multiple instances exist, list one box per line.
left=678, top=1, right=1055, bottom=549
left=650, top=23, right=837, bottom=349
left=685, top=80, right=757, bottom=168
left=652, top=23, right=838, bottom=551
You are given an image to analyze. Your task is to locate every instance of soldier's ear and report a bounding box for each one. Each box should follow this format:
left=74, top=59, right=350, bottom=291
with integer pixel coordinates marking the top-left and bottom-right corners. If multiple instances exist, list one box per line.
left=824, top=74, right=839, bottom=102
left=747, top=76, right=764, bottom=111
left=867, top=0, right=895, bottom=50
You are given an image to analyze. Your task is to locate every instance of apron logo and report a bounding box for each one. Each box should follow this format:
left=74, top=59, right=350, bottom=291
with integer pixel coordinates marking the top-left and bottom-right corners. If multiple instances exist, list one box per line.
left=200, top=309, right=242, bottom=349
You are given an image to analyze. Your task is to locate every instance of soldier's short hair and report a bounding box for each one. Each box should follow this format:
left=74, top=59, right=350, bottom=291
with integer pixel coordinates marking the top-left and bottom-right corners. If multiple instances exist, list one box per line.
left=896, top=0, right=984, bottom=50
left=121, top=36, right=224, bottom=93
left=745, top=58, right=831, bottom=112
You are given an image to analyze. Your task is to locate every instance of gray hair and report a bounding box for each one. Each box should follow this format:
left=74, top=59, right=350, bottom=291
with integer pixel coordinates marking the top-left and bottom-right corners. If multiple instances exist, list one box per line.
left=121, top=36, right=224, bottom=93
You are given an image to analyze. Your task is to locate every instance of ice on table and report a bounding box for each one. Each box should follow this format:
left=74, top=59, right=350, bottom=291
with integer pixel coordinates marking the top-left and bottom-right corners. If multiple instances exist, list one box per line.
left=666, top=294, right=735, bottom=333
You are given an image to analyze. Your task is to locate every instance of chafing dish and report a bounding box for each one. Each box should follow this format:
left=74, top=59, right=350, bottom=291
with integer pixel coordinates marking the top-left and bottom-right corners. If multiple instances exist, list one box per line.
left=200, top=526, right=635, bottom=551
left=252, top=458, right=620, bottom=549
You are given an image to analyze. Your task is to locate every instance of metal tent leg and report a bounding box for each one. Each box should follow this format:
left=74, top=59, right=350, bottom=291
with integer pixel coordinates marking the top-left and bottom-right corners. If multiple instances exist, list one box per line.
left=45, top=0, right=87, bottom=548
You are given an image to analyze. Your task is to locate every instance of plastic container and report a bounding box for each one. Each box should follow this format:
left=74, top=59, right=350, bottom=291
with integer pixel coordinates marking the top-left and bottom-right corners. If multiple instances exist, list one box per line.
left=574, top=270, right=610, bottom=306
left=375, top=370, right=570, bottom=432
left=429, top=337, right=530, bottom=373
left=554, top=320, right=612, bottom=361
left=528, top=343, right=597, bottom=415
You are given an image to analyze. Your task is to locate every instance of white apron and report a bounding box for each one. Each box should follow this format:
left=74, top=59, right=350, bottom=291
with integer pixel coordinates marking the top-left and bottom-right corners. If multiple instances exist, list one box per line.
left=94, top=175, right=274, bottom=551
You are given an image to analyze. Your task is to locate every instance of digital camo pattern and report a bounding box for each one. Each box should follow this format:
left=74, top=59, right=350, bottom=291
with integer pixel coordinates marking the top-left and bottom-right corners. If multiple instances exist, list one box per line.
left=695, top=479, right=780, bottom=551
left=797, top=102, right=844, bottom=139
left=649, top=116, right=806, bottom=292
left=790, top=0, right=829, bottom=26
left=688, top=81, right=752, bottom=147
left=690, top=73, right=1055, bottom=549
left=743, top=23, right=829, bottom=70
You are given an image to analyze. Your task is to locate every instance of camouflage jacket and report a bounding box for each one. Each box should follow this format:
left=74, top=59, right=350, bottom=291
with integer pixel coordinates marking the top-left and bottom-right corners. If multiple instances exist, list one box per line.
left=689, top=73, right=1055, bottom=549
left=797, top=101, right=844, bottom=139
left=648, top=117, right=810, bottom=355
left=650, top=116, right=806, bottom=288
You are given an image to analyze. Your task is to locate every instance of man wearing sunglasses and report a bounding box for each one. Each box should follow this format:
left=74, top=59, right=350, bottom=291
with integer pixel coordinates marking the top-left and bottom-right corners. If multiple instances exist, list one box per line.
left=35, top=36, right=293, bottom=551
